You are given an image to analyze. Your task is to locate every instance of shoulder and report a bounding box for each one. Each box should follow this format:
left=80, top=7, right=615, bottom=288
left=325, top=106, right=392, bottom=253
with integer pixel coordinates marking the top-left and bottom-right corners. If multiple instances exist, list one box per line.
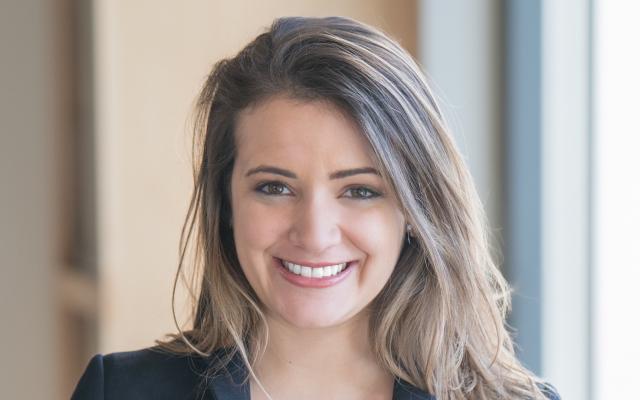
left=393, top=380, right=560, bottom=400
left=71, top=346, right=214, bottom=400
left=538, top=381, right=562, bottom=400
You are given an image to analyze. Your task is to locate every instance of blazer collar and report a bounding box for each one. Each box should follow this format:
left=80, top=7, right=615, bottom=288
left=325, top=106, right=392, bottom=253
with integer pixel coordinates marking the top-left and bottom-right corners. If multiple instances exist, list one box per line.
left=206, top=349, right=435, bottom=400
left=207, top=349, right=251, bottom=400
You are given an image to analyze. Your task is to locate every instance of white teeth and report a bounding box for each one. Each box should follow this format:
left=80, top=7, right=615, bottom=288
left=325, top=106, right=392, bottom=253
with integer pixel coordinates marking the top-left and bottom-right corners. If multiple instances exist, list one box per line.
left=282, top=259, right=348, bottom=279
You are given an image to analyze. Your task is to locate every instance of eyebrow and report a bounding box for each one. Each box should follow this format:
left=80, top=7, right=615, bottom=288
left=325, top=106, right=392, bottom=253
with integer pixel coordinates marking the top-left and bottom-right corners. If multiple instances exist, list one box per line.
left=245, top=165, right=381, bottom=180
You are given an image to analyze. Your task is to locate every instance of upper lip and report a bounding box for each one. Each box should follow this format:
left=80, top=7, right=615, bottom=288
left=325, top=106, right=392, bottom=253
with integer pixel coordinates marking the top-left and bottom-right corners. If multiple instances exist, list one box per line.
left=276, top=257, right=354, bottom=267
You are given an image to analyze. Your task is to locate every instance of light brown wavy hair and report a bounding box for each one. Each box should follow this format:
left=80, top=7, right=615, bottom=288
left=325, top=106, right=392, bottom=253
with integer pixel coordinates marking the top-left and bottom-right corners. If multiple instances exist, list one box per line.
left=158, top=16, right=551, bottom=400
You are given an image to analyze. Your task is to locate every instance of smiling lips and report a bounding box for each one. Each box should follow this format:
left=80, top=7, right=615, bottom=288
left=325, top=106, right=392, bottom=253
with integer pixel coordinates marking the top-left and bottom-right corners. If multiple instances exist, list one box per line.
left=281, top=259, right=348, bottom=278
left=277, top=258, right=353, bottom=279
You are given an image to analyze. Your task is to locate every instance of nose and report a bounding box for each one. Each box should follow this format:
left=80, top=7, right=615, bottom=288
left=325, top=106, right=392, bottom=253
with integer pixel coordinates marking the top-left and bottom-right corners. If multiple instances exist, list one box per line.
left=288, top=193, right=342, bottom=254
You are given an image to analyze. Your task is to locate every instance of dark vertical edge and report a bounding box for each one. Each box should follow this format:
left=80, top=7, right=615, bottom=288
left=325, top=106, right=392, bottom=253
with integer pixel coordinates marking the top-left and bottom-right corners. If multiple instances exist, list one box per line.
left=72, top=0, right=98, bottom=280
left=61, top=0, right=99, bottom=396
left=70, top=0, right=99, bottom=367
left=502, top=0, right=542, bottom=374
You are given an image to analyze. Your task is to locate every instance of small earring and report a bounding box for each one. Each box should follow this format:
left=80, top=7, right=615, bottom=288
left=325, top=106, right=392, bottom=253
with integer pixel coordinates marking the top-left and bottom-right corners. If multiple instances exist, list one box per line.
left=406, top=224, right=414, bottom=245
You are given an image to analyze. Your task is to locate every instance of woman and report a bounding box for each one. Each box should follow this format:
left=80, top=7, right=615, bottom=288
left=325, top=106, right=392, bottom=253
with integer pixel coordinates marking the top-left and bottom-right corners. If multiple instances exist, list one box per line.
left=73, top=16, right=560, bottom=400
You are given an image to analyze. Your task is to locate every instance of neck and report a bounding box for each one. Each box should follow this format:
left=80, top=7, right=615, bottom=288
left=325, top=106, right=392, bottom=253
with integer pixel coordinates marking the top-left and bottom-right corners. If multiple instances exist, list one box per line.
left=250, top=311, right=394, bottom=400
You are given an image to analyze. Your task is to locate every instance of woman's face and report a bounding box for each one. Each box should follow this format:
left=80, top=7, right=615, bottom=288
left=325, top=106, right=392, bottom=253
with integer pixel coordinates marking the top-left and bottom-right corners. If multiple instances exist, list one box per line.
left=230, top=95, right=406, bottom=329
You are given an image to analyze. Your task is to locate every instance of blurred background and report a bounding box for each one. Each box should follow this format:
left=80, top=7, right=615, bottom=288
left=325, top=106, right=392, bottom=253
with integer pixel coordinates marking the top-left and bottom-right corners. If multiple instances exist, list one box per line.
left=1, top=0, right=638, bottom=399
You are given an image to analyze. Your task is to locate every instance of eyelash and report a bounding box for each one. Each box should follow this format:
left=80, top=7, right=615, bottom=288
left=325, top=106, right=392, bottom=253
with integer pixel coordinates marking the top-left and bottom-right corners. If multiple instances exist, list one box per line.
left=254, top=181, right=382, bottom=200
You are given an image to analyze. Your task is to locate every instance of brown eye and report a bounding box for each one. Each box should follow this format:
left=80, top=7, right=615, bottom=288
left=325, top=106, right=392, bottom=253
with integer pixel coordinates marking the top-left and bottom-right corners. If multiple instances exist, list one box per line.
left=255, top=181, right=292, bottom=196
left=344, top=186, right=381, bottom=200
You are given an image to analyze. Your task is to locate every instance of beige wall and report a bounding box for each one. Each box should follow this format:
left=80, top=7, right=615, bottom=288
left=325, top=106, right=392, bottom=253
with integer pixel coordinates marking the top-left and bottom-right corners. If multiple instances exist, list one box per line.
left=1, top=1, right=73, bottom=399
left=0, top=0, right=76, bottom=399
left=94, top=0, right=417, bottom=355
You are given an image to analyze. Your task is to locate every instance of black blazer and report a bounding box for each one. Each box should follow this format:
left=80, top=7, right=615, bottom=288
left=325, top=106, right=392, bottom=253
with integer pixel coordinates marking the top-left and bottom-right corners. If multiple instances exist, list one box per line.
left=71, top=346, right=560, bottom=399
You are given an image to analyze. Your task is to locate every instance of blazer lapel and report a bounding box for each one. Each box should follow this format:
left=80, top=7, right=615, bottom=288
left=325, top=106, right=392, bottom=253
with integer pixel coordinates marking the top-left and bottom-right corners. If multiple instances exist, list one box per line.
left=206, top=350, right=251, bottom=400
left=393, top=378, right=436, bottom=399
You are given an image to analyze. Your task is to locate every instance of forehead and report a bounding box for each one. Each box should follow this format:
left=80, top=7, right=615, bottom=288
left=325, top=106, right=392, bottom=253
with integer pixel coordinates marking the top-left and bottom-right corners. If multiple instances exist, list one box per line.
left=233, top=96, right=377, bottom=170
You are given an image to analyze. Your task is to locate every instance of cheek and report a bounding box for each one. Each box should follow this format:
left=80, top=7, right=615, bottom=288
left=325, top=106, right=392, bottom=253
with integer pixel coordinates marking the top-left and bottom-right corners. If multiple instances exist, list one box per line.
left=346, top=206, right=404, bottom=261
left=233, top=200, right=288, bottom=261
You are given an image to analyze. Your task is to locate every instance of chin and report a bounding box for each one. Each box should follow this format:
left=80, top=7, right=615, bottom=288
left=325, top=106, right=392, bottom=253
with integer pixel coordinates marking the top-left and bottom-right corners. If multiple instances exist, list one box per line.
left=273, top=304, right=359, bottom=329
